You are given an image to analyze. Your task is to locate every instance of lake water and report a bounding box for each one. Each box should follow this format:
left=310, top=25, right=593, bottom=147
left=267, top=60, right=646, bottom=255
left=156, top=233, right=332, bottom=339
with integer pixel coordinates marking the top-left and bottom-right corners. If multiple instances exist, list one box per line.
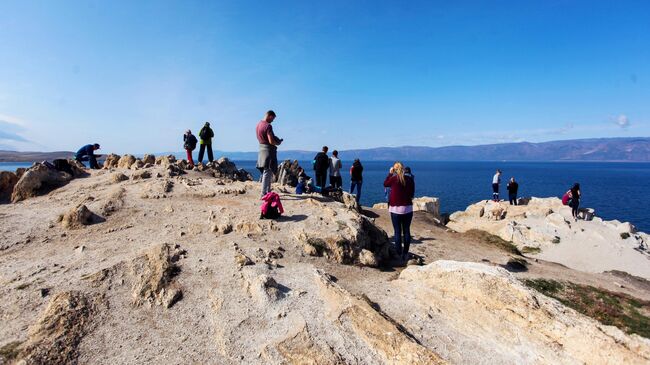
left=3, top=160, right=649, bottom=231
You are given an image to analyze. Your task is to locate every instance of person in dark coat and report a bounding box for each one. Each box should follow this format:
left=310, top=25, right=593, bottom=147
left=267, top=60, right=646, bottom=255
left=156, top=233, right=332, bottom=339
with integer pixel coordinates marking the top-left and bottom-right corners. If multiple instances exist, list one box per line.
left=75, top=143, right=101, bottom=169
left=198, top=122, right=215, bottom=164
left=569, top=183, right=581, bottom=221
left=384, top=162, right=415, bottom=261
left=312, top=146, right=329, bottom=190
left=183, top=130, right=198, bottom=168
left=507, top=177, right=519, bottom=205
left=350, top=159, right=363, bottom=203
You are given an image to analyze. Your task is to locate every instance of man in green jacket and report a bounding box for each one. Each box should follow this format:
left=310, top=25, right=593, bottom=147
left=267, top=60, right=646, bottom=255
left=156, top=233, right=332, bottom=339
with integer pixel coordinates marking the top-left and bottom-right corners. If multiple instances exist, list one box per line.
left=198, top=122, right=214, bottom=164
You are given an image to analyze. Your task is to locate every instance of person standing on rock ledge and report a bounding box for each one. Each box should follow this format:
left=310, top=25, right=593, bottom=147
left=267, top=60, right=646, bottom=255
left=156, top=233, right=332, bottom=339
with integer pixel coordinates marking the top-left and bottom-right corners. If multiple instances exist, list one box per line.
left=183, top=130, right=198, bottom=168
left=256, top=110, right=283, bottom=198
left=74, top=143, right=101, bottom=169
left=384, top=162, right=415, bottom=261
left=198, top=122, right=215, bottom=164
left=313, top=146, right=330, bottom=191
left=507, top=177, right=519, bottom=205
left=492, top=169, right=502, bottom=202
left=329, top=150, right=343, bottom=189
left=350, top=158, right=363, bottom=203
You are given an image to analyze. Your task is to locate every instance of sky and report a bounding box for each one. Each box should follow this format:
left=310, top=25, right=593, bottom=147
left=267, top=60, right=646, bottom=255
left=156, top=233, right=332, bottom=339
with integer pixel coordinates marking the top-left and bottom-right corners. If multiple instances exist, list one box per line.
left=0, top=0, right=649, bottom=154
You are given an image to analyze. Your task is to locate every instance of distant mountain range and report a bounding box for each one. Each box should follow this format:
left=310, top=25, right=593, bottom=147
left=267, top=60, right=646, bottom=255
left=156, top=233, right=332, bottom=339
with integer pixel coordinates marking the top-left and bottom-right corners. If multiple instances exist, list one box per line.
left=2, top=137, right=649, bottom=163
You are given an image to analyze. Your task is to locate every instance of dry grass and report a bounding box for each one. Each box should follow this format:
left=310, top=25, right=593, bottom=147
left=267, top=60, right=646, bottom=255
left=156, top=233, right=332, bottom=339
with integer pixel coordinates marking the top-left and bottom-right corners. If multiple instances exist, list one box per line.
left=464, top=229, right=522, bottom=255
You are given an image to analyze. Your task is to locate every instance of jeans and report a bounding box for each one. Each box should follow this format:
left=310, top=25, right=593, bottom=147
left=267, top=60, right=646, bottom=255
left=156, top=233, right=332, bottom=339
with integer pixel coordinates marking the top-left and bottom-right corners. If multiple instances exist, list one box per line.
left=391, top=212, right=413, bottom=258
left=186, top=149, right=195, bottom=167
left=570, top=200, right=580, bottom=218
left=492, top=183, right=499, bottom=201
left=330, top=175, right=342, bottom=189
left=261, top=168, right=273, bottom=197
left=508, top=193, right=517, bottom=205
left=315, top=170, right=328, bottom=189
left=198, top=143, right=213, bottom=163
left=76, top=155, right=100, bottom=169
left=350, top=180, right=362, bottom=202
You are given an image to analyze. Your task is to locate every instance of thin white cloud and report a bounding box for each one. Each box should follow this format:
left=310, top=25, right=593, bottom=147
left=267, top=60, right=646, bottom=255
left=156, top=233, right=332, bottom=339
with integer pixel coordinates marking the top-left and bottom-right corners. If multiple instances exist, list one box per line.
left=614, top=114, right=630, bottom=128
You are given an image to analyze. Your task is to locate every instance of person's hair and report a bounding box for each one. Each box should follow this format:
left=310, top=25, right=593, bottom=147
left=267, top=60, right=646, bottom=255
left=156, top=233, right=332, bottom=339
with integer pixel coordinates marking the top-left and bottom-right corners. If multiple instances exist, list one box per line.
left=404, top=166, right=411, bottom=174
left=497, top=169, right=502, bottom=173
left=266, top=110, right=276, bottom=117
left=393, top=162, right=406, bottom=186
left=573, top=182, right=580, bottom=190
left=186, top=129, right=191, bottom=134
left=93, top=143, right=100, bottom=149
left=322, top=146, right=328, bottom=152
left=332, top=150, right=338, bottom=157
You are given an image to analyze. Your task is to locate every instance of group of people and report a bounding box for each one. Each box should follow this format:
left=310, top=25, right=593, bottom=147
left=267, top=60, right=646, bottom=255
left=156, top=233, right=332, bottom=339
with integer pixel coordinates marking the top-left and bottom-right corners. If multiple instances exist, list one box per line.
left=72, top=109, right=585, bottom=263
left=492, top=169, right=582, bottom=221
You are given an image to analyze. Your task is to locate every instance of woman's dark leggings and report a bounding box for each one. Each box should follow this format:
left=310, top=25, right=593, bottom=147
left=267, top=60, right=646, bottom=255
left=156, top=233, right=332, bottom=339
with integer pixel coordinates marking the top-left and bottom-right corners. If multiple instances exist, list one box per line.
left=390, top=212, right=413, bottom=257
left=571, top=201, right=580, bottom=218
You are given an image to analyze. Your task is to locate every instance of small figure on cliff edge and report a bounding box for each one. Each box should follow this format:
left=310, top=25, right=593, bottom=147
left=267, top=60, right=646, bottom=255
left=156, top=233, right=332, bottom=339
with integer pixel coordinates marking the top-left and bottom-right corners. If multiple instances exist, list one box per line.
left=198, top=122, right=215, bottom=164
left=183, top=130, right=198, bottom=168
left=256, top=110, right=283, bottom=198
left=507, top=177, right=519, bottom=205
left=74, top=143, right=101, bottom=169
left=492, top=169, right=502, bottom=202
left=329, top=150, right=343, bottom=189
left=350, top=158, right=363, bottom=203
left=313, top=146, right=330, bottom=192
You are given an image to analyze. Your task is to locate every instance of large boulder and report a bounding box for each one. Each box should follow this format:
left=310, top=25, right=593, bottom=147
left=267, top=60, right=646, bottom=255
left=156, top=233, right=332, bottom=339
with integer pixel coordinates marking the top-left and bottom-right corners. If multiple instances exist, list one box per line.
left=155, top=155, right=176, bottom=166
left=60, top=204, right=95, bottom=229
left=117, top=154, right=136, bottom=169
left=11, top=163, right=75, bottom=203
left=413, top=197, right=440, bottom=218
left=210, top=157, right=253, bottom=181
left=142, top=154, right=156, bottom=165
left=275, top=160, right=301, bottom=187
left=0, top=171, right=19, bottom=203
left=329, top=190, right=360, bottom=211
left=102, top=153, right=120, bottom=169
left=396, top=260, right=650, bottom=364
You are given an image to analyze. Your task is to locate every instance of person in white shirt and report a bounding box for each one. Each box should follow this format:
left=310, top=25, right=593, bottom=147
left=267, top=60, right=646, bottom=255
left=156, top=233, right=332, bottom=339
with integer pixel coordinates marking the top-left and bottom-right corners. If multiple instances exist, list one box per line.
left=329, top=150, right=343, bottom=189
left=492, top=169, right=502, bottom=202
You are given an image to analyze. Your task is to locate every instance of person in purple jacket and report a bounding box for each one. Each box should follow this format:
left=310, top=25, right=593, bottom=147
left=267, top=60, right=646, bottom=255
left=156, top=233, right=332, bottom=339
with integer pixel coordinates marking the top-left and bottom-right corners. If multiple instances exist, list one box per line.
left=384, top=161, right=415, bottom=261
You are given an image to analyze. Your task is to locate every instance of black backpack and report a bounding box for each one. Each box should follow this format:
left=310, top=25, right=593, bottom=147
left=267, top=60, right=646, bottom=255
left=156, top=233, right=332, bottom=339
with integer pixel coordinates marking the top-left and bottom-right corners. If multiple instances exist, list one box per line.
left=313, top=153, right=329, bottom=171
left=199, top=127, right=210, bottom=140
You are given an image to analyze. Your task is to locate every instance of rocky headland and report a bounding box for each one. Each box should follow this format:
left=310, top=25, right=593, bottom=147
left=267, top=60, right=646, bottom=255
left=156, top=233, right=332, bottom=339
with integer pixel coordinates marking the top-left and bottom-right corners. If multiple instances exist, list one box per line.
left=1, top=155, right=649, bottom=364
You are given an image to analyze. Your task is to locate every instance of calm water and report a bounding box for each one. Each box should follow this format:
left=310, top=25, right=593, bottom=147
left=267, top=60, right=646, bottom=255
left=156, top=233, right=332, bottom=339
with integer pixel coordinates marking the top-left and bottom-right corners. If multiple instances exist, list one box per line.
left=3, top=160, right=649, bottom=231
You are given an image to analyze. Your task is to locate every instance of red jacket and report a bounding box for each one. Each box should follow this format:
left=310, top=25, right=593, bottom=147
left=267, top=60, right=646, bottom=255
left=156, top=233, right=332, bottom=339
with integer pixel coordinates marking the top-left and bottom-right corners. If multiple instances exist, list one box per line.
left=384, top=174, right=415, bottom=207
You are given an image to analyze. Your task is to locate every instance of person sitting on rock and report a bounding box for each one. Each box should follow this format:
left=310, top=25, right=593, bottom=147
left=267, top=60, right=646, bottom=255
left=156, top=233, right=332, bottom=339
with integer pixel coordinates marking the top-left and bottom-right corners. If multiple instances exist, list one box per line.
left=507, top=177, right=519, bottom=205
left=296, top=167, right=310, bottom=194
left=313, top=146, right=329, bottom=191
left=74, top=143, right=101, bottom=169
left=183, top=130, right=198, bottom=168
left=198, top=122, right=215, bottom=164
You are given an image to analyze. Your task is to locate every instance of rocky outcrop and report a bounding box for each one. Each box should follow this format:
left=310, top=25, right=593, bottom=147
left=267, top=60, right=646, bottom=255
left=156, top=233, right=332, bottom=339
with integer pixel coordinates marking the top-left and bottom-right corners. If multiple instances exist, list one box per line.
left=142, top=154, right=156, bottom=165
left=395, top=261, right=650, bottom=364
left=447, top=198, right=650, bottom=278
left=208, top=157, right=253, bottom=181
left=117, top=154, right=136, bottom=169
left=329, top=190, right=360, bottom=211
left=11, top=163, right=76, bottom=203
left=60, top=204, right=96, bottom=229
left=111, top=172, right=129, bottom=183
left=13, top=291, right=105, bottom=365
left=102, top=153, right=120, bottom=169
left=155, top=155, right=176, bottom=166
left=131, top=243, right=183, bottom=308
left=275, top=160, right=302, bottom=187
left=0, top=170, right=18, bottom=203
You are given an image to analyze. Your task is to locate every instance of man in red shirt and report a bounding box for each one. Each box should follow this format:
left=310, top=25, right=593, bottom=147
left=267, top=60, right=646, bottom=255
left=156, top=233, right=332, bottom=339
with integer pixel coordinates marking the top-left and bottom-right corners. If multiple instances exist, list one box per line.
left=256, top=110, right=283, bottom=197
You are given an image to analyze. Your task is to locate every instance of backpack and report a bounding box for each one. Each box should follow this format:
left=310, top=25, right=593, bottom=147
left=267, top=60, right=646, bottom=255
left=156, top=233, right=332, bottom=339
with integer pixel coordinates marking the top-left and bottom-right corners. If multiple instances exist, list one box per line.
left=260, top=192, right=284, bottom=219
left=199, top=127, right=210, bottom=140
left=313, top=153, right=329, bottom=171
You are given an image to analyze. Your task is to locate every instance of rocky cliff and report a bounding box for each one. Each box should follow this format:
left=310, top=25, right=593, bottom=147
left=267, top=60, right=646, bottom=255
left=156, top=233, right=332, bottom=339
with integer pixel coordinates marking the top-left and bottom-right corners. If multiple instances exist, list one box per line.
left=1, top=157, right=649, bottom=364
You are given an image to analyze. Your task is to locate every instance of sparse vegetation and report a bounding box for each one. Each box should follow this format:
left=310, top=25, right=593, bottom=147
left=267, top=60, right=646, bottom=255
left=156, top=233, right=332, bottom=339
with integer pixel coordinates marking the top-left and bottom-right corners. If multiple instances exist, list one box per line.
left=552, top=236, right=561, bottom=244
left=620, top=232, right=631, bottom=239
left=524, top=278, right=650, bottom=339
left=464, top=229, right=522, bottom=255
left=521, top=246, right=541, bottom=254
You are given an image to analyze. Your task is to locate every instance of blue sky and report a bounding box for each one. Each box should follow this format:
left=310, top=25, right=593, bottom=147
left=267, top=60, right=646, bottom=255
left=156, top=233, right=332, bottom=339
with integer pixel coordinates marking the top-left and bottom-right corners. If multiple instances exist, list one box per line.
left=0, top=1, right=648, bottom=154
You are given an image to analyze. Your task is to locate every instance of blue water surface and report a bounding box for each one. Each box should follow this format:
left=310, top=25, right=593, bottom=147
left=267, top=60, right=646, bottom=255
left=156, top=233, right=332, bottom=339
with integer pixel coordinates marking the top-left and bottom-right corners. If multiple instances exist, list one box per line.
left=3, top=160, right=649, bottom=231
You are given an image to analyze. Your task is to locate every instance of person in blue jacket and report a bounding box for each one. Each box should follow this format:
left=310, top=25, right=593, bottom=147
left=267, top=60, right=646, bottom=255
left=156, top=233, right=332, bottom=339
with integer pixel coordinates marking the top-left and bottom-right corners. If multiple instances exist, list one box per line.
left=75, top=143, right=101, bottom=169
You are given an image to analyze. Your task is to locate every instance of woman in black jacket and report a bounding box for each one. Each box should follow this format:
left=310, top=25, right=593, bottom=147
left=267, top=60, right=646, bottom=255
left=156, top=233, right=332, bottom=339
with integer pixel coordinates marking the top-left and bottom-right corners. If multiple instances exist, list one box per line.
left=350, top=159, right=363, bottom=203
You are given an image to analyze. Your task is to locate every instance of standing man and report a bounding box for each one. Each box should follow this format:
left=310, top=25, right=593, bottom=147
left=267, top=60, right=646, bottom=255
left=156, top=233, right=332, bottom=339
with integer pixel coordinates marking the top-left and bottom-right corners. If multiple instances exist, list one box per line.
left=256, top=110, right=283, bottom=198
left=492, top=169, right=502, bottom=202
left=329, top=150, right=342, bottom=189
left=507, top=177, right=519, bottom=205
left=313, top=146, right=329, bottom=190
left=183, top=130, right=198, bottom=168
left=75, top=143, right=101, bottom=169
left=198, top=122, right=214, bottom=164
